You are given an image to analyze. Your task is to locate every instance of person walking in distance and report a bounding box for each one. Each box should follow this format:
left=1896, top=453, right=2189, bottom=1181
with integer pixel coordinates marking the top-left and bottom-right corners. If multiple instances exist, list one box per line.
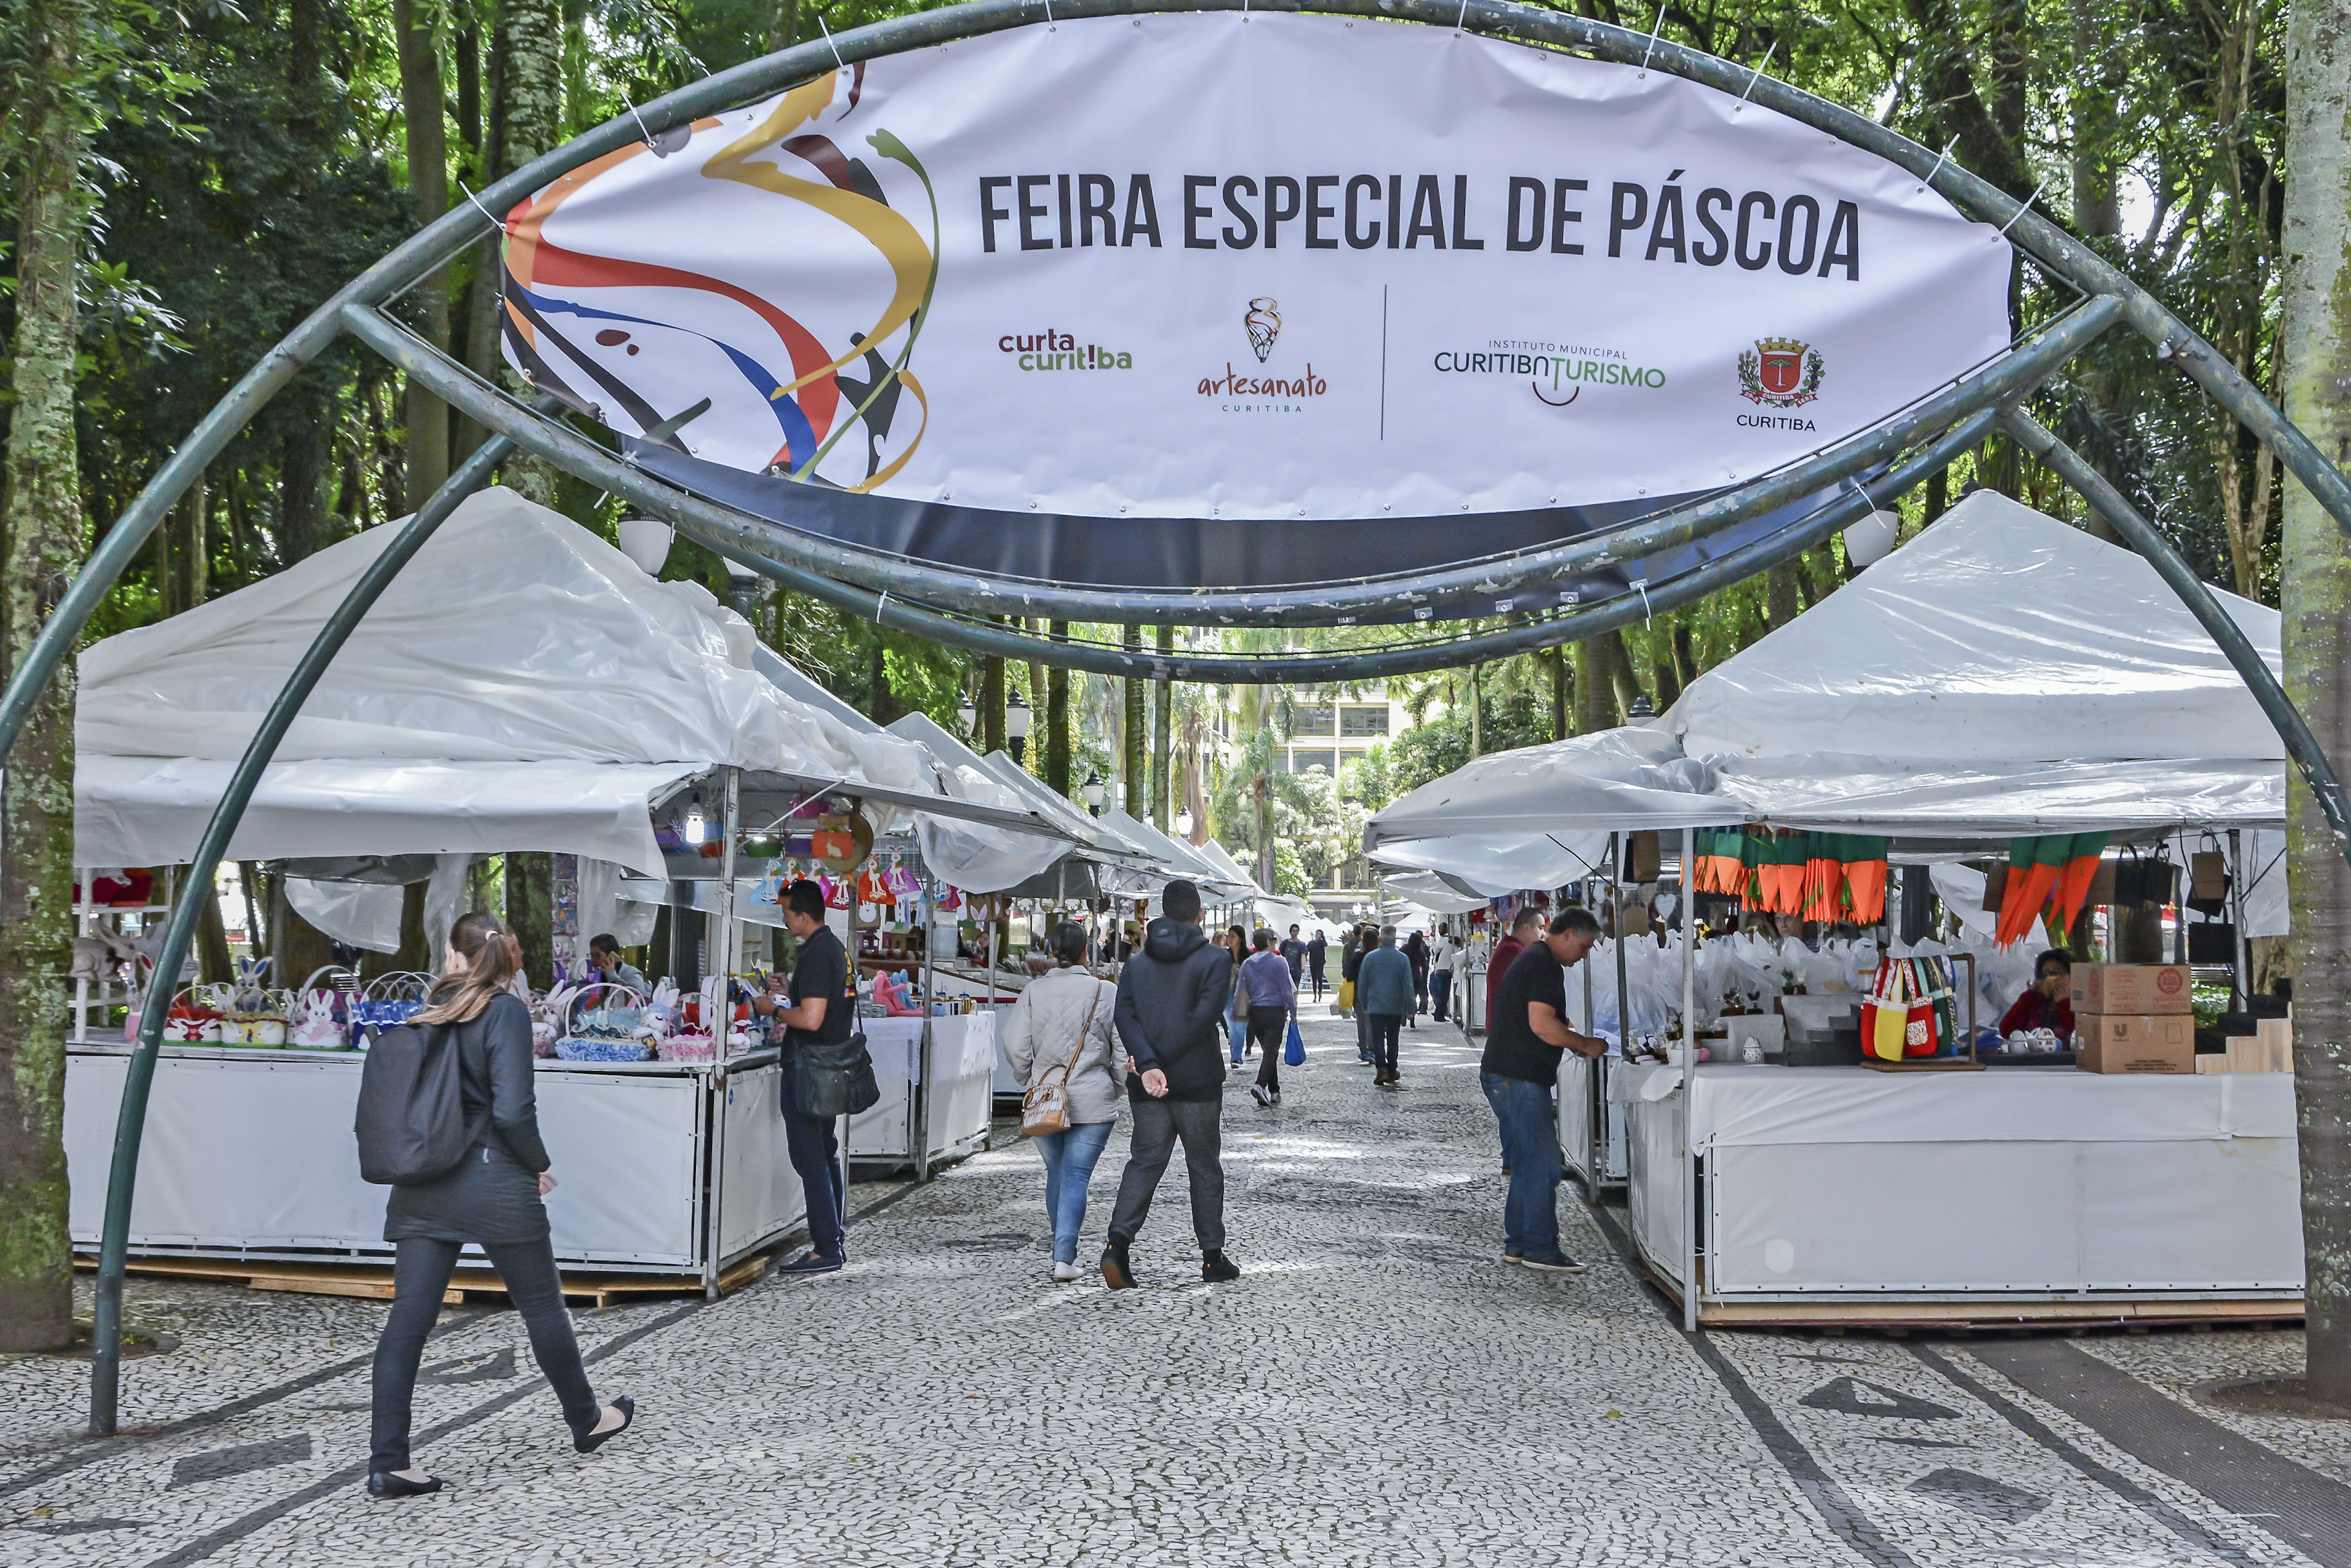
left=1240, top=927, right=1298, bottom=1106
left=367, top=914, right=631, bottom=1497
left=1280, top=924, right=1308, bottom=990
left=1486, top=906, right=1541, bottom=1033
left=1483, top=909, right=1607, bottom=1271
left=1429, top=926, right=1458, bottom=1024
left=1356, top=926, right=1417, bottom=1088
left=1306, top=929, right=1327, bottom=1001
left=1001, top=921, right=1126, bottom=1282
left=1342, top=925, right=1372, bottom=1060
left=1100, top=880, right=1239, bottom=1289
left=753, top=880, right=855, bottom=1275
left=1405, top=929, right=1431, bottom=1024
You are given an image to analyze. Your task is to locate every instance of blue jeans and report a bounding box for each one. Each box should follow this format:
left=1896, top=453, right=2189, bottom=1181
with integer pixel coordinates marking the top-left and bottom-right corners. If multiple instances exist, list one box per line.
left=779, top=1055, right=845, bottom=1258
left=1032, top=1120, right=1115, bottom=1263
left=1431, top=970, right=1452, bottom=1021
left=1480, top=1070, right=1563, bottom=1259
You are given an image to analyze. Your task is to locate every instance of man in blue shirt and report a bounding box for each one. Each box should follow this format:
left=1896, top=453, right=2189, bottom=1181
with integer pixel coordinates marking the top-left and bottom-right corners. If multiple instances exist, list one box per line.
left=1356, top=927, right=1417, bottom=1088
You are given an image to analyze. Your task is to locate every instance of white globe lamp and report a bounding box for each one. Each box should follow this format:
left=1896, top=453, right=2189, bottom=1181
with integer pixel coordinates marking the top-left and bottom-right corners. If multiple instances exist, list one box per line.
left=1842, top=508, right=1900, bottom=570
left=617, top=517, right=674, bottom=575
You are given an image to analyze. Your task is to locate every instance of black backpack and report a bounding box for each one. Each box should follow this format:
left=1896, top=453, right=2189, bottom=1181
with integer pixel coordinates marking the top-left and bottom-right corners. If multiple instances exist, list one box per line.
left=354, top=1021, right=476, bottom=1185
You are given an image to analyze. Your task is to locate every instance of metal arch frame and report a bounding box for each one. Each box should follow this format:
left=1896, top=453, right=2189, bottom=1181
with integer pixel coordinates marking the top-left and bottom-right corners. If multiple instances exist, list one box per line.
left=4, top=0, right=2351, bottom=746
left=42, top=0, right=2351, bottom=1430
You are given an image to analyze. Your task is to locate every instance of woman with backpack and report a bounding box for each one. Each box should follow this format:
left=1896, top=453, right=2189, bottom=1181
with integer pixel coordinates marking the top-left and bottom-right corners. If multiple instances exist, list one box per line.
left=365, top=913, right=633, bottom=1497
left=1000, top=920, right=1127, bottom=1282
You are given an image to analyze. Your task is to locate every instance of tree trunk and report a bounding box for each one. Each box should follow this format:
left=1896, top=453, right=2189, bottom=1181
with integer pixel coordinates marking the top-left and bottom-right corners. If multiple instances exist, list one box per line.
left=1122, top=626, right=1144, bottom=815
left=768, top=0, right=801, bottom=51
left=279, top=416, right=329, bottom=565
left=490, top=0, right=564, bottom=506
left=1605, top=628, right=1640, bottom=716
left=1550, top=646, right=1569, bottom=739
left=194, top=880, right=234, bottom=984
left=161, top=471, right=207, bottom=618
left=1045, top=623, right=1071, bottom=795
left=2068, top=0, right=2122, bottom=237
left=1152, top=627, right=1174, bottom=831
left=1573, top=637, right=1613, bottom=734
left=1765, top=562, right=1804, bottom=630
left=2279, top=0, right=2351, bottom=1405
left=269, top=884, right=338, bottom=993
left=980, top=647, right=1006, bottom=753
left=0, top=1, right=87, bottom=1350
left=395, top=0, right=451, bottom=507
left=1467, top=663, right=1483, bottom=757
left=504, top=851, right=553, bottom=987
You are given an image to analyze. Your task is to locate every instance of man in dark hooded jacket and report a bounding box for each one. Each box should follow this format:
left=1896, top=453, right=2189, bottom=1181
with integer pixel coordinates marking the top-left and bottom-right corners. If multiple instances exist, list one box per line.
left=1101, top=879, right=1239, bottom=1289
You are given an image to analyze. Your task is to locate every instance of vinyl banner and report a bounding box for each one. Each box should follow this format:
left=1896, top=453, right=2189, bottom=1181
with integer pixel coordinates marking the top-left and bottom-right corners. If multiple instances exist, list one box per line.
left=502, top=12, right=2011, bottom=592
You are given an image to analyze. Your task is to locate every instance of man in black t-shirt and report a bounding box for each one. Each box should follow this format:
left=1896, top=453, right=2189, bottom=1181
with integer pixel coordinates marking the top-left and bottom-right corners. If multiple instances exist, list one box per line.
left=1481, top=908, right=1606, bottom=1273
left=754, top=880, right=855, bottom=1275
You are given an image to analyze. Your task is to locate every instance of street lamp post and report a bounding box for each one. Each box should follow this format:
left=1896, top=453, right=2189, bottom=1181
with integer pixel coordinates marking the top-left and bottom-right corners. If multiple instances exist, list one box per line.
left=1082, top=770, right=1105, bottom=815
left=1006, top=690, right=1033, bottom=762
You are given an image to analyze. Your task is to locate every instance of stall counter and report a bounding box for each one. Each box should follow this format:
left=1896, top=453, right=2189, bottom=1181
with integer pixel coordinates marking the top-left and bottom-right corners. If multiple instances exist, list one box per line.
left=1611, top=1062, right=2303, bottom=1316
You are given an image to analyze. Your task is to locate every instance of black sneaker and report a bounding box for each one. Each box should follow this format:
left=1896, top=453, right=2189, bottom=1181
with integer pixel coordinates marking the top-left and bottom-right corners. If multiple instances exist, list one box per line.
left=1100, top=1243, right=1135, bottom=1290
left=1202, top=1250, right=1241, bottom=1283
left=779, top=1248, right=844, bottom=1276
left=1518, top=1252, right=1589, bottom=1274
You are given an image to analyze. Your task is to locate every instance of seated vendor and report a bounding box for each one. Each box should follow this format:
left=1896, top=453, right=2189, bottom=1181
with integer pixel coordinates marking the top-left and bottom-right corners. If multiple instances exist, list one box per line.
left=586, top=933, right=646, bottom=993
left=1998, top=948, right=2076, bottom=1040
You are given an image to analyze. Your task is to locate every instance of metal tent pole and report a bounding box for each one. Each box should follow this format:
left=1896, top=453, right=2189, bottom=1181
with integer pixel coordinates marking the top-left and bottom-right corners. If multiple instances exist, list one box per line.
left=85, top=414, right=540, bottom=1434
left=1680, top=825, right=1699, bottom=1334
left=704, top=765, right=740, bottom=1299
left=917, top=870, right=935, bottom=1181
left=2229, top=828, right=2250, bottom=1012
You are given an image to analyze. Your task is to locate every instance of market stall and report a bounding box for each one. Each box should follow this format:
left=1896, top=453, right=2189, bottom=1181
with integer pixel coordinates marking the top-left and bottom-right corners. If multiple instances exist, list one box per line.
left=63, top=488, right=1084, bottom=1288
left=1365, top=492, right=2304, bottom=1326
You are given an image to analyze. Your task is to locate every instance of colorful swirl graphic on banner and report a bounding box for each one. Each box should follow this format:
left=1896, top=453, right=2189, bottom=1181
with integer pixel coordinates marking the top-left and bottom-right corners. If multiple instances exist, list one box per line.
left=497, top=67, right=938, bottom=489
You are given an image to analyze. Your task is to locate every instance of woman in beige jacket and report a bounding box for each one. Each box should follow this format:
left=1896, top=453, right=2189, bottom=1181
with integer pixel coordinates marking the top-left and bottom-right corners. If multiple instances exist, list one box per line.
left=1001, top=921, right=1128, bottom=1281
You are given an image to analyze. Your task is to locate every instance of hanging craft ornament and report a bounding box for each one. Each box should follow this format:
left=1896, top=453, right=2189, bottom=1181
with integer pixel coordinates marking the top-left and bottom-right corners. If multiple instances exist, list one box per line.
left=811, top=809, right=874, bottom=874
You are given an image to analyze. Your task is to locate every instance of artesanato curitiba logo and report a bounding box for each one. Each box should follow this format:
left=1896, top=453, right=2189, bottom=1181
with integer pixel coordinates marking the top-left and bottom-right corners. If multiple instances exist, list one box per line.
left=500, top=10, right=2010, bottom=543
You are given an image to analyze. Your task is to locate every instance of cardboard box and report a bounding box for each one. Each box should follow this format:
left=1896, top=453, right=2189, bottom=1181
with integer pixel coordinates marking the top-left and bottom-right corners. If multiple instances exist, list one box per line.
left=2072, top=964, right=2193, bottom=1016
left=2075, top=1013, right=2196, bottom=1074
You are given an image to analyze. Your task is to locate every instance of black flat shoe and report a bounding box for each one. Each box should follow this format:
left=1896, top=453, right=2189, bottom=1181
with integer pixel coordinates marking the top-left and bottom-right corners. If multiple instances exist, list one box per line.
left=574, top=1395, right=635, bottom=1454
left=367, top=1471, right=444, bottom=1499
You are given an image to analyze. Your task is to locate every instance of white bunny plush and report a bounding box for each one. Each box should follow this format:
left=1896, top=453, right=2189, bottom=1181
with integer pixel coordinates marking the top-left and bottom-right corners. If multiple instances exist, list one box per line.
left=289, top=989, right=346, bottom=1050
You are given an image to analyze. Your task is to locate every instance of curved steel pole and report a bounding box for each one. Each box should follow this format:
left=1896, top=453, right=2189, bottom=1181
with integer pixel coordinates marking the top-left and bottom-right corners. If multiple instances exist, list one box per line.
left=6, top=0, right=2337, bottom=750
left=348, top=291, right=2116, bottom=639
left=85, top=414, right=545, bottom=1435
left=2001, top=408, right=2351, bottom=863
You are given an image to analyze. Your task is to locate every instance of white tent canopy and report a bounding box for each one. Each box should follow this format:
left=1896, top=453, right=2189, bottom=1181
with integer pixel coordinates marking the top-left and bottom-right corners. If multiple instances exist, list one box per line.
left=76, top=488, right=1059, bottom=882
left=1369, top=491, right=2289, bottom=868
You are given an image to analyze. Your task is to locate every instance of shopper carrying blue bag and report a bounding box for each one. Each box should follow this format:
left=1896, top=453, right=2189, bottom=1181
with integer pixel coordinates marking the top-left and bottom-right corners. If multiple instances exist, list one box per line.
left=1239, top=929, right=1299, bottom=1105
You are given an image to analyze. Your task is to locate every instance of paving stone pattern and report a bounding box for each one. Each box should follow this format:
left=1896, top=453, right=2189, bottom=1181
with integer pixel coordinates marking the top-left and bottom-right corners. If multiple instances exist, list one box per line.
left=0, top=1009, right=2334, bottom=1567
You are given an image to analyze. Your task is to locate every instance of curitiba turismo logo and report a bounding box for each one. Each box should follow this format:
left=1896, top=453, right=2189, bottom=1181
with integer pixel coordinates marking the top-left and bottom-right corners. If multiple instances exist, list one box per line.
left=999, top=328, right=1135, bottom=372
left=1738, top=337, right=1824, bottom=408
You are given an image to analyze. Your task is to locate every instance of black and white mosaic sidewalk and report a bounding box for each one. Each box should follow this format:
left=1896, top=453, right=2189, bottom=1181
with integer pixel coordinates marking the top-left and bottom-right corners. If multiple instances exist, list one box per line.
left=3, top=1010, right=2346, bottom=1567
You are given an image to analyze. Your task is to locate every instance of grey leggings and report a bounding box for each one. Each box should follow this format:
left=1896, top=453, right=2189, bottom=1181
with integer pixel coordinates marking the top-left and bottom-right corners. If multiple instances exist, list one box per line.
left=370, top=1235, right=599, bottom=1473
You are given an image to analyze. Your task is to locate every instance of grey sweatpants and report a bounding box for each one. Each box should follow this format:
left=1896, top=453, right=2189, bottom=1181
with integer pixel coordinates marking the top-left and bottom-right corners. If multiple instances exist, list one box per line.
left=1106, top=1093, right=1225, bottom=1254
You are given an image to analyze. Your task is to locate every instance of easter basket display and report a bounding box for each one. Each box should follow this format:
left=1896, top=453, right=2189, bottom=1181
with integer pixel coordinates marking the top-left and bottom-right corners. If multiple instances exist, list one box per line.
left=554, top=982, right=653, bottom=1062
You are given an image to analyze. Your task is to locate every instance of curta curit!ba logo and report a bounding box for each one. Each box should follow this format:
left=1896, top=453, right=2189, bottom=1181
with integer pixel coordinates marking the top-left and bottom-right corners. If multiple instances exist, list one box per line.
left=1245, top=297, right=1282, bottom=363
left=1738, top=337, right=1824, bottom=408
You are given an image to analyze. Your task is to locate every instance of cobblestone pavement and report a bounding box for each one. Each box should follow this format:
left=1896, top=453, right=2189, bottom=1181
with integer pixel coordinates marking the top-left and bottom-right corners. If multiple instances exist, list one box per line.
left=1, top=1009, right=2340, bottom=1566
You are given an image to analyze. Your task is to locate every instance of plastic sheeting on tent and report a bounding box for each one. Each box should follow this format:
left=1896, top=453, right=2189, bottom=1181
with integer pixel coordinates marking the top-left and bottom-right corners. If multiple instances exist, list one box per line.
left=73, top=488, right=1024, bottom=879
left=1367, top=491, right=2289, bottom=866
left=1094, top=809, right=1252, bottom=901
left=882, top=713, right=1077, bottom=892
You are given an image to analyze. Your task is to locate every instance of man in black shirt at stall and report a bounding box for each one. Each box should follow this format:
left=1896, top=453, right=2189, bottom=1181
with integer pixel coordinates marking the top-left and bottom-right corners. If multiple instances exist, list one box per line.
left=1482, top=908, right=1607, bottom=1273
left=754, top=880, right=854, bottom=1275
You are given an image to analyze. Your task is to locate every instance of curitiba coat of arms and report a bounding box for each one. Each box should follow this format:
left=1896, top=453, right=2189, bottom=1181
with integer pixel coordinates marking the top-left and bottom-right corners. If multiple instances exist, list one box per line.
left=1738, top=338, right=1825, bottom=408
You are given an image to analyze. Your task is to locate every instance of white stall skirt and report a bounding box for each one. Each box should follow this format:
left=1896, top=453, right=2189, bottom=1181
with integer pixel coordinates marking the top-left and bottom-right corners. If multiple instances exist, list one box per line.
left=1612, top=1062, right=2305, bottom=1324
